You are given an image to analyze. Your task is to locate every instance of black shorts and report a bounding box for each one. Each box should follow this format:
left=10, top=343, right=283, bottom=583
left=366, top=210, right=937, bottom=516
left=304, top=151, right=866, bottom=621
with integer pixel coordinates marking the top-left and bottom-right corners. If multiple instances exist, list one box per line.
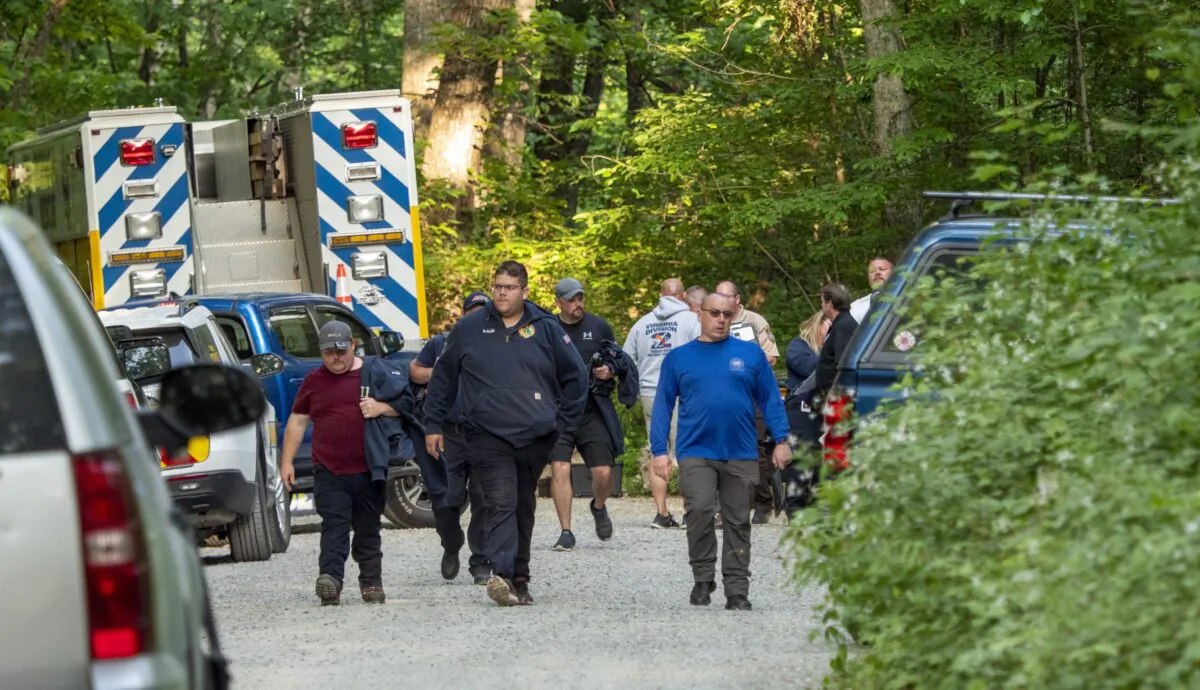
left=549, top=412, right=614, bottom=468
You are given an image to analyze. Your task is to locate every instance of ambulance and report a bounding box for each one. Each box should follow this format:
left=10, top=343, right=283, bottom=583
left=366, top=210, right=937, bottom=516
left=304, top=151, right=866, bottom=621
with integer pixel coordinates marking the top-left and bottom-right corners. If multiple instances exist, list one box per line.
left=5, top=89, right=428, bottom=342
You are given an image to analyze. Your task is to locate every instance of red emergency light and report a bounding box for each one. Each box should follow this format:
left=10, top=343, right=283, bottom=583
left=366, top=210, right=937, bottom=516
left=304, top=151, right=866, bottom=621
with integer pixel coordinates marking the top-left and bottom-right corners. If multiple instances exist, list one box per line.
left=119, top=139, right=156, bottom=166
left=342, top=122, right=377, bottom=150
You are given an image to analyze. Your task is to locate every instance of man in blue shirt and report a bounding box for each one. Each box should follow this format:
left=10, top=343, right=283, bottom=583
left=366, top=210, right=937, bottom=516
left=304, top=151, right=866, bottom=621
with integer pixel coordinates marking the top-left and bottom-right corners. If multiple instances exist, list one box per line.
left=650, top=292, right=791, bottom=611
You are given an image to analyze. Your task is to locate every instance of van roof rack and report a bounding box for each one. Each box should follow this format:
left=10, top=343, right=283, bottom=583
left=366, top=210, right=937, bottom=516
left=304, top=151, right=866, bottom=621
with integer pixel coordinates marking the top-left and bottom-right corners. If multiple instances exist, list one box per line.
left=923, top=190, right=1181, bottom=219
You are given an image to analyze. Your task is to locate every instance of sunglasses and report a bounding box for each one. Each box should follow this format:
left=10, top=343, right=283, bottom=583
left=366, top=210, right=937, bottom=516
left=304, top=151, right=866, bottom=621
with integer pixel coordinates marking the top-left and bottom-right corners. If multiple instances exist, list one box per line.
left=702, top=308, right=736, bottom=319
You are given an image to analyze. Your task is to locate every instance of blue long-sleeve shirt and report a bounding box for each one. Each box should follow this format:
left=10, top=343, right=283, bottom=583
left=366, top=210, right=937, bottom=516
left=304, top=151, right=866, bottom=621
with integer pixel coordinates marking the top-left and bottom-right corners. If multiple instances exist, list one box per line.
left=650, top=337, right=789, bottom=461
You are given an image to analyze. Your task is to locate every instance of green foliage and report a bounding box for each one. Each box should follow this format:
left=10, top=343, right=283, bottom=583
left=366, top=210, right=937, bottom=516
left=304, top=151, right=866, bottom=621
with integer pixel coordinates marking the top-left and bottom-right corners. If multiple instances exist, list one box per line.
left=786, top=34, right=1200, bottom=676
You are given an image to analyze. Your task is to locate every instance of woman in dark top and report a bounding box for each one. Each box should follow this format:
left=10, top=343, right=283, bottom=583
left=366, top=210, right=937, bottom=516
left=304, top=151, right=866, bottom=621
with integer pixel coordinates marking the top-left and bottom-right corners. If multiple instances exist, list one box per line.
left=786, top=311, right=828, bottom=391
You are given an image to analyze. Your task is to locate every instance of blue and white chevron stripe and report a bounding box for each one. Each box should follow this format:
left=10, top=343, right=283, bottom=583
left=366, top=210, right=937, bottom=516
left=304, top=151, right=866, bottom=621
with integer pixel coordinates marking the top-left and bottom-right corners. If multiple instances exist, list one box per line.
left=91, top=122, right=193, bottom=306
left=309, top=107, right=424, bottom=338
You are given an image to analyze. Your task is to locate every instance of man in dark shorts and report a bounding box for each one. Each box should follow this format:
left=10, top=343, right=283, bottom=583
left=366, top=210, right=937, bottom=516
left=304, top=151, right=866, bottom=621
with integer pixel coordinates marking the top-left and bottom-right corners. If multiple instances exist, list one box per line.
left=548, top=277, right=620, bottom=551
left=280, top=321, right=400, bottom=605
left=410, top=290, right=491, bottom=584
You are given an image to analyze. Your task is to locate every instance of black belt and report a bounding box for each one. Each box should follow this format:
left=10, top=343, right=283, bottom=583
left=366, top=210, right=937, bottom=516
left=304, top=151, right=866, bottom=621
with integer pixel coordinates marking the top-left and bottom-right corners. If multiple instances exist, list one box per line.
left=443, top=422, right=467, bottom=435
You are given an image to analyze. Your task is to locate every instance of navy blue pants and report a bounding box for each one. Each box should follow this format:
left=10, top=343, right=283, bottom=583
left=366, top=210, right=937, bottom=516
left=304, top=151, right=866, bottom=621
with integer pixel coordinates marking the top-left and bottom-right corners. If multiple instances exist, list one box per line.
left=313, top=467, right=385, bottom=586
left=466, top=430, right=555, bottom=582
left=443, top=425, right=489, bottom=571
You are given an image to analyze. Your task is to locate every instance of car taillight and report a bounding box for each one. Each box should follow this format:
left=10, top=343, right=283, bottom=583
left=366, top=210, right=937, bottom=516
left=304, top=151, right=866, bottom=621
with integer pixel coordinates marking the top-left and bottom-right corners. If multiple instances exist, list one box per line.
left=342, top=121, right=377, bottom=149
left=123, top=391, right=138, bottom=409
left=72, top=451, right=149, bottom=660
left=119, top=139, right=156, bottom=166
left=822, top=390, right=854, bottom=473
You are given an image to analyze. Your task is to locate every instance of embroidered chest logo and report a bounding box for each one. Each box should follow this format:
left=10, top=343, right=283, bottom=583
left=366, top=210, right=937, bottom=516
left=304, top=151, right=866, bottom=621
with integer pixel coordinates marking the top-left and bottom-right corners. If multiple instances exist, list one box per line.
left=583, top=331, right=593, bottom=340
left=519, top=324, right=537, bottom=339
left=729, top=357, right=745, bottom=373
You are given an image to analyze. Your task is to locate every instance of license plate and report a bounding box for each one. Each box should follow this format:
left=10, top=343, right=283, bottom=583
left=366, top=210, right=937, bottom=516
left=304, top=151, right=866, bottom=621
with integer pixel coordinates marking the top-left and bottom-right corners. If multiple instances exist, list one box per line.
left=290, top=493, right=316, bottom=516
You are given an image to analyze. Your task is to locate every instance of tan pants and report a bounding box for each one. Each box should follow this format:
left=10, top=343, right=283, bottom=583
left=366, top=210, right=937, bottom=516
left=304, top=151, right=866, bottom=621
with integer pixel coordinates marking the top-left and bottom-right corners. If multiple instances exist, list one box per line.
left=640, top=394, right=679, bottom=485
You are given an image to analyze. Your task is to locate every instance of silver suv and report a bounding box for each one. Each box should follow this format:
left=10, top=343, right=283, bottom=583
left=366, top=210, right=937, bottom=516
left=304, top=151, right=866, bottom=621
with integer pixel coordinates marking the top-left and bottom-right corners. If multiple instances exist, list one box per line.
left=0, top=209, right=262, bottom=689
left=99, top=304, right=291, bottom=562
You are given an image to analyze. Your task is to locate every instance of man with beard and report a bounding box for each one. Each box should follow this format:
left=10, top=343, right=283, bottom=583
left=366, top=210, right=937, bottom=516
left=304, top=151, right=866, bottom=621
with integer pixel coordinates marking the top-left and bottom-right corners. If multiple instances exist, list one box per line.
left=547, top=278, right=620, bottom=550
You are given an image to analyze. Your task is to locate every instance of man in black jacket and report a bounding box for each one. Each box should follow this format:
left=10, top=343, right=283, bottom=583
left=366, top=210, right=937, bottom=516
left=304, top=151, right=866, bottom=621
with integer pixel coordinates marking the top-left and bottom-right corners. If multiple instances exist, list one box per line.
left=424, top=261, right=588, bottom=607
left=814, top=283, right=858, bottom=402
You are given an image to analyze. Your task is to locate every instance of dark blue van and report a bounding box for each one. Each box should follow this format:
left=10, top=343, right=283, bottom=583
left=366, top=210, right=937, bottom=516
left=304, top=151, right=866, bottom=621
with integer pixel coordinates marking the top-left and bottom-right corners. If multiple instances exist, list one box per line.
left=822, top=191, right=1128, bottom=464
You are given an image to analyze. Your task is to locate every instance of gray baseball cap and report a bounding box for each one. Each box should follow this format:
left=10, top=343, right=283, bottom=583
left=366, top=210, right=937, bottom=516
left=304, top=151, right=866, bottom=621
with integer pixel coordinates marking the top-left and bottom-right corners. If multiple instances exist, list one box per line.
left=318, top=320, right=354, bottom=351
left=554, top=277, right=585, bottom=300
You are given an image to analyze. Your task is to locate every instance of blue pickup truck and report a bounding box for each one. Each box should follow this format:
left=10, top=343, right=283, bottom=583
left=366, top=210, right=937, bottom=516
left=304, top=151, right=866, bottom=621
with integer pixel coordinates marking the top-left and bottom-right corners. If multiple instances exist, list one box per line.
left=130, top=293, right=432, bottom=528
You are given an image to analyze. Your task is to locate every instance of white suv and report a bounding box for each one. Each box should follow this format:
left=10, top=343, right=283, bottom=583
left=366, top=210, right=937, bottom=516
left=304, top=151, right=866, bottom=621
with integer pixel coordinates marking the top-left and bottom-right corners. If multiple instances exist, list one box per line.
left=99, top=303, right=291, bottom=562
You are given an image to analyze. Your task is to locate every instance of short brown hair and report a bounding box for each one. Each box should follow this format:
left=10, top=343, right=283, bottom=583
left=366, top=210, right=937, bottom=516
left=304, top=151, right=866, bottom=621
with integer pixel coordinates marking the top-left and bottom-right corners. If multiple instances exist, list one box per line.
left=820, top=283, right=852, bottom=312
left=494, top=261, right=528, bottom=287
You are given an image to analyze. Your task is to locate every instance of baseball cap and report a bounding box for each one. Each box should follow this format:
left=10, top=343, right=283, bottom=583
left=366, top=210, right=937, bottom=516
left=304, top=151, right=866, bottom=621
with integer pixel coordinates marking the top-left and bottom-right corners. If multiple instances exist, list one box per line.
left=318, top=320, right=354, bottom=351
left=554, top=278, right=585, bottom=300
left=462, top=290, right=489, bottom=313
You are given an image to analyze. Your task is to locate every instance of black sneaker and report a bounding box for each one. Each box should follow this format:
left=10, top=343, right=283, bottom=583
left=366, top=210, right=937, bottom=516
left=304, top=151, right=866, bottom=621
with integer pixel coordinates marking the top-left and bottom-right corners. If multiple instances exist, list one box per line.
left=469, top=565, right=492, bottom=586
left=552, top=529, right=576, bottom=551
left=651, top=513, right=681, bottom=529
left=690, top=581, right=717, bottom=606
left=725, top=594, right=753, bottom=611
left=441, top=549, right=461, bottom=581
left=486, top=575, right=520, bottom=607
left=513, top=580, right=534, bottom=605
left=315, top=574, right=342, bottom=606
left=590, top=500, right=613, bottom=541
left=361, top=584, right=386, bottom=604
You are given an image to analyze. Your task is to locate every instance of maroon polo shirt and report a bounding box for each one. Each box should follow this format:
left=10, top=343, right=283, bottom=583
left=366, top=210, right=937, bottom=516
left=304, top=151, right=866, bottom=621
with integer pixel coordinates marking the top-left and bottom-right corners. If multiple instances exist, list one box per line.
left=292, top=363, right=368, bottom=475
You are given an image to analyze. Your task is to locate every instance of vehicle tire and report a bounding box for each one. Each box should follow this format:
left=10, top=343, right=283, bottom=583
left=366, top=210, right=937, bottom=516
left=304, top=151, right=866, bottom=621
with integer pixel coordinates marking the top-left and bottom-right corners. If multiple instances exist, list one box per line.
left=228, top=467, right=273, bottom=562
left=262, top=433, right=291, bottom=554
left=383, top=459, right=435, bottom=529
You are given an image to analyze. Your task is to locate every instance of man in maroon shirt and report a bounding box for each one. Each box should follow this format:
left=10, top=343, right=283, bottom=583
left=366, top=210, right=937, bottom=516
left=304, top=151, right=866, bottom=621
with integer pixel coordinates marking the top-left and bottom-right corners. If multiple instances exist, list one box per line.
left=280, top=321, right=398, bottom=605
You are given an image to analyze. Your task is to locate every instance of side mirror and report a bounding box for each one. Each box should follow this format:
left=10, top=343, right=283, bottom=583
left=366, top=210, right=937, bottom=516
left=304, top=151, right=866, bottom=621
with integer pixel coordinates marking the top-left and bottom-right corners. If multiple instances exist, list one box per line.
left=249, top=352, right=284, bottom=377
left=120, top=340, right=171, bottom=382
left=138, top=364, right=266, bottom=455
left=379, top=330, right=405, bottom=354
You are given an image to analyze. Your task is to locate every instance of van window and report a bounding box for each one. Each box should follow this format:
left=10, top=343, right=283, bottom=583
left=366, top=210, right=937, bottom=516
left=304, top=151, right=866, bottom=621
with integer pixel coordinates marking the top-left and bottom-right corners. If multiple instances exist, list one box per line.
left=0, top=250, right=66, bottom=454
left=269, top=308, right=321, bottom=359
left=877, top=250, right=981, bottom=356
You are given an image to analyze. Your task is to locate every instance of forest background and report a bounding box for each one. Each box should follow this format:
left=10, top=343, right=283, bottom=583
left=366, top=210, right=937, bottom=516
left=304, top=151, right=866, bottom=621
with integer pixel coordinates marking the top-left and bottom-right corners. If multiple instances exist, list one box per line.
left=0, top=0, right=1191, bottom=487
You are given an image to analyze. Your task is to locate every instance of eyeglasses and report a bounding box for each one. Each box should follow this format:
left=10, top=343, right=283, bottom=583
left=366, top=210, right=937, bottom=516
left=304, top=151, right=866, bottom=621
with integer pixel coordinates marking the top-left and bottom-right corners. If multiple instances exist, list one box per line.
left=491, top=283, right=523, bottom=293
left=702, top=308, right=736, bottom=319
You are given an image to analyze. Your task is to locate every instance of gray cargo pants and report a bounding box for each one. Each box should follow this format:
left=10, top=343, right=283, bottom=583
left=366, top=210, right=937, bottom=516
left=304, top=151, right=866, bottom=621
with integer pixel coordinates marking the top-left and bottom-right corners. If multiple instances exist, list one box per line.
left=679, top=458, right=759, bottom=597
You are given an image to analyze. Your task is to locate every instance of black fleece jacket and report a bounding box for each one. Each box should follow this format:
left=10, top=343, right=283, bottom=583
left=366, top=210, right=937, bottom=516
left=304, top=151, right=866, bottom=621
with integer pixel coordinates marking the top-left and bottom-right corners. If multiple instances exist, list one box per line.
left=424, top=300, right=588, bottom=448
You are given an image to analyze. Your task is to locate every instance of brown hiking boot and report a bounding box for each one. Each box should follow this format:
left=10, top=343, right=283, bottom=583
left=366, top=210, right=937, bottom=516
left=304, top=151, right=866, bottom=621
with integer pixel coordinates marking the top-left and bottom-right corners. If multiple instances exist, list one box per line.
left=486, top=576, right=520, bottom=607
left=315, top=574, right=342, bottom=606
left=361, top=585, right=386, bottom=604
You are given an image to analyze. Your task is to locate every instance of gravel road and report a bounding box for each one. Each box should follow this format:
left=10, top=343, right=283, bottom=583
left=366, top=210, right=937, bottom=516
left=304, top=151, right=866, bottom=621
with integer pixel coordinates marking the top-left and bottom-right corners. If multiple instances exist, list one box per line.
left=202, top=497, right=834, bottom=690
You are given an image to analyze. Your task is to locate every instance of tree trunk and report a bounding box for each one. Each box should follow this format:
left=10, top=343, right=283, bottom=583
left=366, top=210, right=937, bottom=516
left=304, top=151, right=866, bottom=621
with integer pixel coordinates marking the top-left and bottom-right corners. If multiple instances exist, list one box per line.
left=624, top=6, right=648, bottom=132
left=423, top=0, right=514, bottom=208
left=6, top=0, right=70, bottom=111
left=859, top=0, right=914, bottom=156
left=485, top=0, right=535, bottom=168
left=1070, top=0, right=1094, bottom=164
left=533, top=0, right=591, bottom=163
left=858, top=0, right=920, bottom=229
left=403, top=0, right=451, bottom=138
left=139, top=3, right=161, bottom=86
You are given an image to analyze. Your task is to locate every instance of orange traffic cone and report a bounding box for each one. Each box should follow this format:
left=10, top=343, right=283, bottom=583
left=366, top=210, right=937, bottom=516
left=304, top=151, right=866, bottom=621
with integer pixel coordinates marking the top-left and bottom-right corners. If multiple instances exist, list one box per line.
left=335, top=264, right=352, bottom=305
